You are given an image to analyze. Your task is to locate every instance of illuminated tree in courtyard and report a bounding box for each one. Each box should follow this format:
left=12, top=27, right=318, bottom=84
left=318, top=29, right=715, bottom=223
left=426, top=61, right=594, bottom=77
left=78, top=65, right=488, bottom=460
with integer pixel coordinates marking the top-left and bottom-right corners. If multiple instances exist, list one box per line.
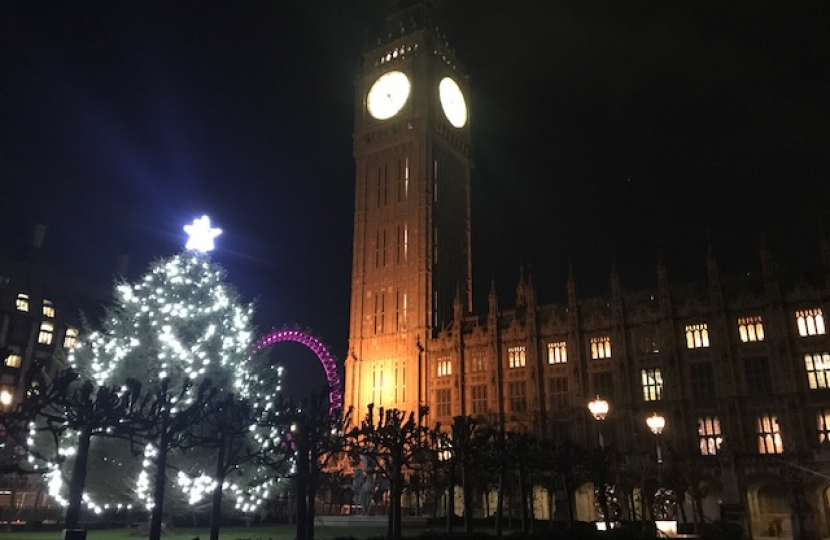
left=36, top=217, right=280, bottom=538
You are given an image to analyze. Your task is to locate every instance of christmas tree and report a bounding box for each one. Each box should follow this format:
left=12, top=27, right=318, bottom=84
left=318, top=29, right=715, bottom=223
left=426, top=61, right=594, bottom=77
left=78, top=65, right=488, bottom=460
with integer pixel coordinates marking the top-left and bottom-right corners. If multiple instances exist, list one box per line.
left=39, top=217, right=280, bottom=527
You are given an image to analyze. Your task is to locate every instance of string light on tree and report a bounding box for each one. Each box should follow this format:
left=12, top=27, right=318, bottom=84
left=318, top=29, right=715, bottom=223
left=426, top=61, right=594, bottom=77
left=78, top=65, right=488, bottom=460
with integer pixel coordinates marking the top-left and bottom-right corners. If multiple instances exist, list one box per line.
left=32, top=217, right=285, bottom=515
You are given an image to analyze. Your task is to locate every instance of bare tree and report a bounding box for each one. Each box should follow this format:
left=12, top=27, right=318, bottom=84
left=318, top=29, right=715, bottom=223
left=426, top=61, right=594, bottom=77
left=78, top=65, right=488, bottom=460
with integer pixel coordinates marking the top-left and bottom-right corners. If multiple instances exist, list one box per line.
left=346, top=405, right=428, bottom=539
left=3, top=366, right=148, bottom=534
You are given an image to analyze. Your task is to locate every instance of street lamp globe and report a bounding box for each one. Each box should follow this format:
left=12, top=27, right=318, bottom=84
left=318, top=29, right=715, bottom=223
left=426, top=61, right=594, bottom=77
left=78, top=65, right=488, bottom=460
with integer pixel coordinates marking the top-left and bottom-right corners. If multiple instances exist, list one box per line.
left=647, top=413, right=666, bottom=435
left=588, top=396, right=610, bottom=421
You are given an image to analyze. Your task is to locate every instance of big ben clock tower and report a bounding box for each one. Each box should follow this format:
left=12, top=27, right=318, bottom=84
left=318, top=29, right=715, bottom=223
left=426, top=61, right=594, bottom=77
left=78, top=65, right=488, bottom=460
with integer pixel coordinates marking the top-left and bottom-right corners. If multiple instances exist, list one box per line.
left=344, top=0, right=472, bottom=418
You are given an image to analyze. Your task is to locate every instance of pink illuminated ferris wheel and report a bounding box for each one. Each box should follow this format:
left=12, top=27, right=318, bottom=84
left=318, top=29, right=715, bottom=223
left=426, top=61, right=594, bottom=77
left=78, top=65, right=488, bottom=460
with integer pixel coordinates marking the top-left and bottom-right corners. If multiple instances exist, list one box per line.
left=252, top=326, right=343, bottom=413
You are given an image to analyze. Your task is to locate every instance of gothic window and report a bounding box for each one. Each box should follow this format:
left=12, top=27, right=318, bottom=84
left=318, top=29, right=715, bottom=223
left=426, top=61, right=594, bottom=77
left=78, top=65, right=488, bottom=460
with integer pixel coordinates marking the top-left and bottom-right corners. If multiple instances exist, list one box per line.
left=436, top=388, right=452, bottom=417
left=738, top=316, right=765, bottom=342
left=63, top=327, right=78, bottom=349
left=636, top=327, right=660, bottom=354
left=382, top=229, right=388, bottom=267
left=395, top=225, right=402, bottom=264
left=549, top=377, right=569, bottom=409
left=471, top=385, right=487, bottom=415
left=797, top=308, right=826, bottom=337
left=698, top=416, right=723, bottom=456
left=818, top=411, right=830, bottom=444
left=508, top=381, right=527, bottom=413
left=689, top=362, right=716, bottom=399
left=470, top=351, right=485, bottom=372
left=38, top=322, right=54, bottom=345
left=757, top=414, right=784, bottom=454
left=373, top=292, right=384, bottom=334
left=16, top=293, right=29, bottom=312
left=437, top=356, right=452, bottom=377
left=403, top=223, right=409, bottom=261
left=394, top=359, right=406, bottom=404
left=590, top=336, right=612, bottom=359
left=508, top=346, right=526, bottom=368
left=641, top=368, right=663, bottom=402
left=375, top=230, right=380, bottom=269
left=805, top=353, right=830, bottom=389
left=547, top=341, right=567, bottom=364
left=372, top=362, right=385, bottom=406
left=685, top=323, right=710, bottom=349
left=42, top=299, right=55, bottom=318
left=4, top=354, right=21, bottom=368
left=592, top=371, right=614, bottom=400
left=744, top=357, right=772, bottom=394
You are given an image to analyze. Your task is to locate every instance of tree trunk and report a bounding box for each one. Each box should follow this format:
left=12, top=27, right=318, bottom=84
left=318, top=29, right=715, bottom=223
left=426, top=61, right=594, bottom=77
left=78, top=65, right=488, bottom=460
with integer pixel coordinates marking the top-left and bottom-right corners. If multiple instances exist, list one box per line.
left=209, top=435, right=227, bottom=540
left=462, top=463, right=473, bottom=534
left=561, top=475, right=574, bottom=529
left=446, top=465, right=455, bottom=532
left=307, top=445, right=319, bottom=540
left=495, top=470, right=505, bottom=537
left=390, top=453, right=403, bottom=539
left=65, top=426, right=92, bottom=530
left=296, top=422, right=309, bottom=540
left=519, top=469, right=529, bottom=533
left=149, top=429, right=169, bottom=540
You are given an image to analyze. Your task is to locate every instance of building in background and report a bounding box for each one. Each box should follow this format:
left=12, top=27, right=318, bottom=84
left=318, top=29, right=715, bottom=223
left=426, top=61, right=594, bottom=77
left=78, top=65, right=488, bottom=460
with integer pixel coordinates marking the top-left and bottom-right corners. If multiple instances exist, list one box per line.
left=0, top=224, right=104, bottom=518
left=344, top=2, right=830, bottom=538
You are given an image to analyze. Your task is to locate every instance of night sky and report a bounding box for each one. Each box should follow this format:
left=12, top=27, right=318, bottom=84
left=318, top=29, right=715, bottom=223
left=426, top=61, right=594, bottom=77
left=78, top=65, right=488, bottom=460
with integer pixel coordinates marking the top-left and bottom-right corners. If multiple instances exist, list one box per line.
left=2, top=1, right=829, bottom=396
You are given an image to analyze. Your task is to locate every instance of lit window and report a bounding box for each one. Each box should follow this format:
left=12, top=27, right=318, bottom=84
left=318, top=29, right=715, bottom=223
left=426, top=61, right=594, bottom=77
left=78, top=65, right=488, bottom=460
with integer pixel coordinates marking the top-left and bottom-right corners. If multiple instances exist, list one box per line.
left=4, top=354, right=22, bottom=368
left=685, top=323, right=710, bottom=349
left=641, top=368, right=663, bottom=401
left=42, top=299, right=55, bottom=318
left=372, top=362, right=384, bottom=406
left=698, top=416, right=723, bottom=456
left=549, top=377, right=569, bottom=409
left=508, top=381, right=527, bottom=413
left=38, top=322, right=54, bottom=345
left=805, top=352, right=830, bottom=390
left=797, top=309, right=826, bottom=337
left=590, top=336, right=612, bottom=359
left=547, top=341, right=567, bottom=364
left=436, top=388, right=452, bottom=417
left=0, top=388, right=12, bottom=407
left=471, top=385, right=487, bottom=415
left=394, top=359, right=406, bottom=404
left=64, top=327, right=79, bottom=349
left=470, top=351, right=485, bottom=372
left=508, top=346, right=526, bottom=368
left=16, top=294, right=29, bottom=312
left=437, top=356, right=452, bottom=377
left=757, top=414, right=784, bottom=454
left=819, top=411, right=830, bottom=444
left=738, top=316, right=764, bottom=342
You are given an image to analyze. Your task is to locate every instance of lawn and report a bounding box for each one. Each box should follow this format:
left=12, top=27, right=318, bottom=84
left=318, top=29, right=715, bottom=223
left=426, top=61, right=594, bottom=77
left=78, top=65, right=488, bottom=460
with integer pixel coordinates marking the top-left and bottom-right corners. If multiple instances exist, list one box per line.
left=0, top=524, right=396, bottom=540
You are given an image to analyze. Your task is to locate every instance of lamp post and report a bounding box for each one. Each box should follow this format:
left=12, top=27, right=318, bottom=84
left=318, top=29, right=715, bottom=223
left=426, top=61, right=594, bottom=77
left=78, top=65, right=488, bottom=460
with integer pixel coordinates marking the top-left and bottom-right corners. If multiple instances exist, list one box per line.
left=588, top=396, right=610, bottom=448
left=646, top=412, right=676, bottom=534
left=588, top=397, right=612, bottom=530
left=646, top=413, right=665, bottom=485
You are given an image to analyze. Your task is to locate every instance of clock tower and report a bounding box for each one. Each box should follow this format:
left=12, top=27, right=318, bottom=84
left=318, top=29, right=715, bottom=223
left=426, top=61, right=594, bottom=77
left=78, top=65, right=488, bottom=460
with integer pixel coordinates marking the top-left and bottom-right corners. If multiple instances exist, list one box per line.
left=344, top=0, right=472, bottom=418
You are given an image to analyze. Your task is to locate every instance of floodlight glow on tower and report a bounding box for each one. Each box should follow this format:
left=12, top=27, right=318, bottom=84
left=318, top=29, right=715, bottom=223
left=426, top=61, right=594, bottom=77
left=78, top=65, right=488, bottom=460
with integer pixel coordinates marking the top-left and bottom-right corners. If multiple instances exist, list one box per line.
left=184, top=215, right=222, bottom=253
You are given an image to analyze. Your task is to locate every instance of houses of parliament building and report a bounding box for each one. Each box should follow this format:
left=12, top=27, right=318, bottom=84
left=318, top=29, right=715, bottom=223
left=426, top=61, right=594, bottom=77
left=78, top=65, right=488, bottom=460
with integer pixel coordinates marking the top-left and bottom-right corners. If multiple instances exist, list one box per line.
left=343, top=1, right=830, bottom=539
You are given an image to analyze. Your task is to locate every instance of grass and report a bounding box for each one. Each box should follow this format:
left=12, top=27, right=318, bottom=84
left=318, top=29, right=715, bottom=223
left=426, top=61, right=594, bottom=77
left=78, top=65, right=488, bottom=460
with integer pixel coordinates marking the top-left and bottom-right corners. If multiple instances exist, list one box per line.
left=0, top=524, right=397, bottom=540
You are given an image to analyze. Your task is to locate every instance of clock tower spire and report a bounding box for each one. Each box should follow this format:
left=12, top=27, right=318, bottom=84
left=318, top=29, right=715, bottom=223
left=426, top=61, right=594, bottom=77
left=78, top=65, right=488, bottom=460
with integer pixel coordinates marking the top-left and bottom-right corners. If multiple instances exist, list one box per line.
left=344, top=1, right=472, bottom=418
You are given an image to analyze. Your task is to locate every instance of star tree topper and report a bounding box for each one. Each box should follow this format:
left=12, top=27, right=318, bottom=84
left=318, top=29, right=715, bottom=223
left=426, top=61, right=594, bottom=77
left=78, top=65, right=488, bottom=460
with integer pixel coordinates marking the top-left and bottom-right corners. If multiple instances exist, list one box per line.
left=184, top=215, right=222, bottom=253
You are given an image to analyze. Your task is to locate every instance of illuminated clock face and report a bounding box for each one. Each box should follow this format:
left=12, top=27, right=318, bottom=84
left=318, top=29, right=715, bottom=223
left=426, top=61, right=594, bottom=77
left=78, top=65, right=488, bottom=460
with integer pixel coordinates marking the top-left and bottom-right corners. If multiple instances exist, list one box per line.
left=439, top=77, right=468, bottom=128
left=367, top=71, right=411, bottom=120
